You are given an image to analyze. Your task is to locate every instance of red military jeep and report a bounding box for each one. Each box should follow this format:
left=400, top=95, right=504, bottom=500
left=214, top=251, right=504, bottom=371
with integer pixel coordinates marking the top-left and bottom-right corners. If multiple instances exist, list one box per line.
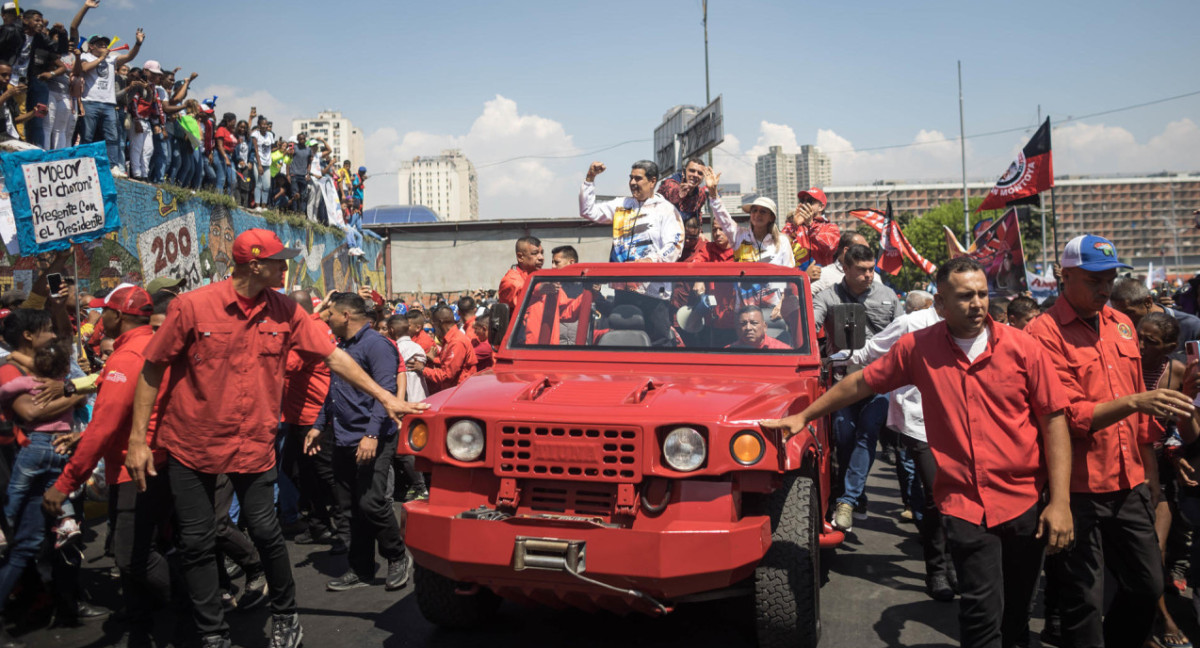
left=398, top=262, right=844, bottom=647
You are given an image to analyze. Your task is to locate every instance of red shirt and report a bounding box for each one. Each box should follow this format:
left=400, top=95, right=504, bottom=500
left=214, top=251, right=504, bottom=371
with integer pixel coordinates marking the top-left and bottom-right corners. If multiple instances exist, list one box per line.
left=54, top=326, right=167, bottom=494
left=0, top=363, right=23, bottom=445
left=726, top=336, right=791, bottom=350
left=474, top=340, right=494, bottom=371
left=422, top=326, right=477, bottom=394
left=143, top=280, right=336, bottom=474
left=499, top=266, right=533, bottom=313
left=862, top=319, right=1070, bottom=525
left=782, top=216, right=840, bottom=268
left=412, top=329, right=435, bottom=354
left=1025, top=299, right=1152, bottom=493
left=215, top=125, right=237, bottom=154
left=281, top=314, right=333, bottom=426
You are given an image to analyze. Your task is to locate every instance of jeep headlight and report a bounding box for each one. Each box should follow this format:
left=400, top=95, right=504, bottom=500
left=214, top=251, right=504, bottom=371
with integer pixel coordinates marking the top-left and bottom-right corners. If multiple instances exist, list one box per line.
left=446, top=419, right=485, bottom=462
left=662, top=427, right=706, bottom=472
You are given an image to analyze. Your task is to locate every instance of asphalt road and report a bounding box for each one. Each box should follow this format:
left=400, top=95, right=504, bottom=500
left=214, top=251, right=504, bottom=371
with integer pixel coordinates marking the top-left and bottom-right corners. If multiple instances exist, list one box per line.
left=15, top=461, right=1200, bottom=647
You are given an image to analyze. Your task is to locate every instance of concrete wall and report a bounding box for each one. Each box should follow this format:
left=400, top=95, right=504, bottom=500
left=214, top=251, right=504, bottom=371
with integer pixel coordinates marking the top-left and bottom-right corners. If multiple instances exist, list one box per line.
left=0, top=178, right=385, bottom=296
left=386, top=221, right=613, bottom=294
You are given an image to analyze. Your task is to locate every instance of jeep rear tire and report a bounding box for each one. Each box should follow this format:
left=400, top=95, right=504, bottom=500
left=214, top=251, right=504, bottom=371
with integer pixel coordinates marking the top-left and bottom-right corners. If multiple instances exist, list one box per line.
left=754, top=473, right=820, bottom=648
left=414, top=564, right=501, bottom=628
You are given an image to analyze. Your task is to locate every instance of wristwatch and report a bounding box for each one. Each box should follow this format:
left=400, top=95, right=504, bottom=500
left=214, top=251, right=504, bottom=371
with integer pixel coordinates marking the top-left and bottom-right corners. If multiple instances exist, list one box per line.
left=63, top=380, right=77, bottom=397
left=363, top=434, right=378, bottom=440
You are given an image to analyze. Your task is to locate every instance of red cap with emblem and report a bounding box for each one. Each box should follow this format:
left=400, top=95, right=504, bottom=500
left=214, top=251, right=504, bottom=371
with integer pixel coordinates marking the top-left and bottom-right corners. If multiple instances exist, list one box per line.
left=232, top=228, right=301, bottom=264
left=103, top=285, right=153, bottom=317
left=798, top=187, right=827, bottom=206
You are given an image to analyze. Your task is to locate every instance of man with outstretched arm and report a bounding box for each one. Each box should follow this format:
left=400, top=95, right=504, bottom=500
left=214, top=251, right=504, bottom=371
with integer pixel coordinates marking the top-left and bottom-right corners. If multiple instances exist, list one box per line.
left=124, top=229, right=427, bottom=648
left=762, top=256, right=1074, bottom=648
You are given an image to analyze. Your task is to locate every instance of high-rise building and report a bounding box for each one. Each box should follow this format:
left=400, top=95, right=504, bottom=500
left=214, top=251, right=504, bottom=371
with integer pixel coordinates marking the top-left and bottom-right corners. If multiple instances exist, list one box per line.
left=396, top=149, right=479, bottom=221
left=755, top=145, right=798, bottom=218
left=796, top=145, right=831, bottom=190
left=291, top=110, right=364, bottom=169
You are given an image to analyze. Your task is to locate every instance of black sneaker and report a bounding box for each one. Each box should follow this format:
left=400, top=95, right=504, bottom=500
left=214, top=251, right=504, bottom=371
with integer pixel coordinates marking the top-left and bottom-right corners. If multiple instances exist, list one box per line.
left=200, top=635, right=231, bottom=648
left=0, top=624, right=26, bottom=648
left=223, top=557, right=244, bottom=580
left=237, top=571, right=268, bottom=611
left=270, top=613, right=303, bottom=648
left=293, top=530, right=333, bottom=545
left=926, top=573, right=955, bottom=602
left=327, top=571, right=370, bottom=592
left=1040, top=613, right=1063, bottom=647
left=385, top=554, right=412, bottom=591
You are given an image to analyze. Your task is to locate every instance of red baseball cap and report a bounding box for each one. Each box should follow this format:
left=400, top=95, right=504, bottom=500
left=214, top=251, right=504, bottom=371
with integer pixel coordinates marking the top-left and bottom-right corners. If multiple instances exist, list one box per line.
left=798, top=187, right=827, bottom=205
left=232, top=229, right=300, bottom=265
left=100, top=285, right=153, bottom=317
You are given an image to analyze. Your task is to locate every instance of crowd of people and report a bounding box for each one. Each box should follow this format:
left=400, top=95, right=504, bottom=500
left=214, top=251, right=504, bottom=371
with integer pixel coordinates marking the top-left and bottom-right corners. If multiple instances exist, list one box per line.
left=0, top=1, right=371, bottom=249
left=0, top=145, right=1196, bottom=648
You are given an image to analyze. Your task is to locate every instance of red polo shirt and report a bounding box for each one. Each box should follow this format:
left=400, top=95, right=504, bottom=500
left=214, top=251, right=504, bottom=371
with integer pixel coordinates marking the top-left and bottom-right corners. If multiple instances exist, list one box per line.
left=726, top=336, right=791, bottom=350
left=412, top=329, right=435, bottom=354
left=862, top=319, right=1069, bottom=525
left=499, top=266, right=532, bottom=313
left=281, top=313, right=333, bottom=427
left=1025, top=298, right=1152, bottom=493
left=143, top=280, right=336, bottom=474
left=55, top=325, right=167, bottom=494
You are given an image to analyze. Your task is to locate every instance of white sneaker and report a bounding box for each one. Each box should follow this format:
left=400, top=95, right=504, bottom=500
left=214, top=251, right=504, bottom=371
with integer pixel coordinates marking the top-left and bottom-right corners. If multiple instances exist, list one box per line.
left=110, top=165, right=127, bottom=178
left=54, top=517, right=82, bottom=550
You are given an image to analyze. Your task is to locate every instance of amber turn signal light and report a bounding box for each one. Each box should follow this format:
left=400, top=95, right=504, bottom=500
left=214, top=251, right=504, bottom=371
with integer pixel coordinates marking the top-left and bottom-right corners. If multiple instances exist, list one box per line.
left=730, top=431, right=765, bottom=466
left=409, top=420, right=429, bottom=451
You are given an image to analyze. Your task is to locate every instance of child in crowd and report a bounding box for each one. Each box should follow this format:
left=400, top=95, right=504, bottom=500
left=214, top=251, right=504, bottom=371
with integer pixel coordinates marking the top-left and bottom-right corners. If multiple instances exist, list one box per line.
left=0, top=344, right=82, bottom=549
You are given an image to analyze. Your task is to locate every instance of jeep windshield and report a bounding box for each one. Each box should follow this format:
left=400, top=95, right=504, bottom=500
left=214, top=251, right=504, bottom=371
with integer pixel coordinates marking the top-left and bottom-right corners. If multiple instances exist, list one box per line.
left=508, top=275, right=811, bottom=354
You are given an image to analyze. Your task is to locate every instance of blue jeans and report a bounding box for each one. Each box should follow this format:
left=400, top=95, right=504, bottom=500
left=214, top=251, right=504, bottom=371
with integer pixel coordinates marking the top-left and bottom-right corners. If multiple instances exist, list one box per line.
left=0, top=433, right=71, bottom=613
left=79, top=101, right=121, bottom=166
left=833, top=393, right=888, bottom=508
left=213, top=153, right=230, bottom=195
left=255, top=167, right=271, bottom=206
left=150, top=130, right=171, bottom=183
left=274, top=425, right=300, bottom=525
left=199, top=155, right=216, bottom=190
left=24, top=78, right=49, bottom=149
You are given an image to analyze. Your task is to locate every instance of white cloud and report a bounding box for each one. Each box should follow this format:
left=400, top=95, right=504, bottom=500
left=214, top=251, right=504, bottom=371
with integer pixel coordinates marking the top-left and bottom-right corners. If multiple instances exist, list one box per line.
left=363, top=95, right=579, bottom=218
left=1053, top=118, right=1200, bottom=175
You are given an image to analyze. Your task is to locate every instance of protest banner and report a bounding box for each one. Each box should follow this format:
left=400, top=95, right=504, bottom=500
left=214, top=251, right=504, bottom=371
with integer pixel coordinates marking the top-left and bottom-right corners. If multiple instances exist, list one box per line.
left=1026, top=270, right=1058, bottom=300
left=0, top=141, right=120, bottom=254
left=971, top=207, right=1029, bottom=298
left=137, top=212, right=202, bottom=287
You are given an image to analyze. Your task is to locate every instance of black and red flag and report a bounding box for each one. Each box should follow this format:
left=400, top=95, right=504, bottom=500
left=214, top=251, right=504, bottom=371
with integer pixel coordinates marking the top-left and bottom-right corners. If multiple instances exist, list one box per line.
left=850, top=199, right=937, bottom=276
left=976, top=117, right=1054, bottom=213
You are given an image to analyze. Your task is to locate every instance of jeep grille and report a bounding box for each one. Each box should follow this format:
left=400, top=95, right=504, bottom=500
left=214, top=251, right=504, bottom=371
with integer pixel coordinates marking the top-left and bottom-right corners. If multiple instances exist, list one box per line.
left=497, top=424, right=641, bottom=482
left=525, top=481, right=617, bottom=517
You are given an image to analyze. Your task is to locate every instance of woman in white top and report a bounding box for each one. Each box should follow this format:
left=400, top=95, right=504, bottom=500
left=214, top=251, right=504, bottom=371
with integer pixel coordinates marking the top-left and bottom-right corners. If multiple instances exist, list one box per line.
left=706, top=168, right=796, bottom=269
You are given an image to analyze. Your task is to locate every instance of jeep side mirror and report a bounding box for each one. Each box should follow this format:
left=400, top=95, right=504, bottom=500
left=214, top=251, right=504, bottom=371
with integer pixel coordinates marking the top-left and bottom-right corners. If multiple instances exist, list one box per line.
left=489, top=303, right=511, bottom=348
left=829, top=303, right=867, bottom=351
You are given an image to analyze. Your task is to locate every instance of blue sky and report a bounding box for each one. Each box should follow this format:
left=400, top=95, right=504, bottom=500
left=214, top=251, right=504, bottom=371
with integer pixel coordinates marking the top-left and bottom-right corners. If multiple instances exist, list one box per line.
left=50, top=0, right=1200, bottom=216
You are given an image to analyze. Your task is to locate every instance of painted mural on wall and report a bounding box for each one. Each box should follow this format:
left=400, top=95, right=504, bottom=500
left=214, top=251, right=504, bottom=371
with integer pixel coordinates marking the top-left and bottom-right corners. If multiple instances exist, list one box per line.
left=0, top=178, right=384, bottom=295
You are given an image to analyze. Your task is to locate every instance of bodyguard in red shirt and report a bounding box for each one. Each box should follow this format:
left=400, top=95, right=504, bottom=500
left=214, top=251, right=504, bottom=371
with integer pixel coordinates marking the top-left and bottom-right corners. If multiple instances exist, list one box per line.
left=763, top=257, right=1075, bottom=648
left=421, top=305, right=477, bottom=394
left=498, top=235, right=543, bottom=313
left=1026, top=235, right=1194, bottom=648
left=124, top=229, right=427, bottom=648
left=42, top=285, right=166, bottom=647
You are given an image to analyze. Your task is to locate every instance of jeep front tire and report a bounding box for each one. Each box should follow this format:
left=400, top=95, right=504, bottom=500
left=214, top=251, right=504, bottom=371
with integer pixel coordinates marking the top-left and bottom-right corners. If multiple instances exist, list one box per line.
left=754, top=473, right=820, bottom=648
left=414, top=564, right=501, bottom=628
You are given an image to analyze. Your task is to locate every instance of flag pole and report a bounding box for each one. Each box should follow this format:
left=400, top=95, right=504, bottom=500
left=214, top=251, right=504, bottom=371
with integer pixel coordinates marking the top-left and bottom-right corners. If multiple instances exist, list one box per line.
left=1038, top=106, right=1047, bottom=273
left=68, top=239, right=84, bottom=357
left=958, top=61, right=970, bottom=247
left=1049, top=185, right=1059, bottom=259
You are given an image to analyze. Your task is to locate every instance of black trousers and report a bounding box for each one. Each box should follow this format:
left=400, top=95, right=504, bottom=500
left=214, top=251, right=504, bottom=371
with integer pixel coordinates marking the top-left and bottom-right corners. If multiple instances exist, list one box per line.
left=901, top=435, right=950, bottom=580
left=332, top=435, right=405, bottom=578
left=943, top=504, right=1044, bottom=648
left=167, top=456, right=295, bottom=638
left=1056, top=483, right=1162, bottom=648
left=300, top=424, right=345, bottom=540
left=111, top=476, right=172, bottom=634
left=213, top=474, right=261, bottom=580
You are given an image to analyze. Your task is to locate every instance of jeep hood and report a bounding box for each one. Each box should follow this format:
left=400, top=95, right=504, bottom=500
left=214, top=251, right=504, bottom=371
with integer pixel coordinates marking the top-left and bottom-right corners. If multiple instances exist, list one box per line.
left=427, top=367, right=808, bottom=424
